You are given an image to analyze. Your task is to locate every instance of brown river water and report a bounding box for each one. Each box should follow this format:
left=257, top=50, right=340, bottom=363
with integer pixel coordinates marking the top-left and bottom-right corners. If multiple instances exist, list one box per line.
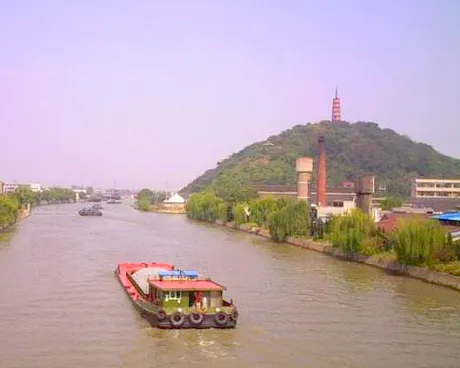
left=0, top=201, right=460, bottom=368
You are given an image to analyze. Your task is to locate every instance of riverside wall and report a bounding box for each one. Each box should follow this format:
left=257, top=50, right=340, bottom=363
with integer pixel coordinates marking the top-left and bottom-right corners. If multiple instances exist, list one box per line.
left=213, top=219, right=460, bottom=292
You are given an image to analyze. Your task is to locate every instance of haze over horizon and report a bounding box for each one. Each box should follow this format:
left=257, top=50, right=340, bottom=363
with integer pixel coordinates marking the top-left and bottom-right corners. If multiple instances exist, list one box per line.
left=1, top=0, right=459, bottom=189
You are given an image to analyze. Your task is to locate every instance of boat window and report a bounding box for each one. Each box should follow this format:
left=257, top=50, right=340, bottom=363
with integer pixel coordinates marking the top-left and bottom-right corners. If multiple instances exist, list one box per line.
left=167, top=291, right=182, bottom=300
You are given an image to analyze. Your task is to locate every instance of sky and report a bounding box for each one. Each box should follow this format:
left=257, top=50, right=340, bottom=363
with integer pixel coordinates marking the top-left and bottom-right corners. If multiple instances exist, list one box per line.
left=1, top=0, right=459, bottom=190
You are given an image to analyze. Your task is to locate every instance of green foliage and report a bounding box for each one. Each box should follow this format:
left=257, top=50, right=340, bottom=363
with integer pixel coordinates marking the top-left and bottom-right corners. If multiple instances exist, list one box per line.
left=0, top=195, right=19, bottom=228
left=137, top=188, right=154, bottom=199
left=233, top=203, right=249, bottom=226
left=136, top=198, right=151, bottom=212
left=216, top=203, right=229, bottom=222
left=328, top=209, right=376, bottom=255
left=380, top=196, right=403, bottom=210
left=39, top=187, right=75, bottom=202
left=429, top=262, right=460, bottom=276
left=135, top=188, right=168, bottom=210
left=268, top=199, right=311, bottom=242
left=14, top=187, right=36, bottom=206
left=393, top=219, right=448, bottom=266
left=181, top=121, right=460, bottom=197
left=186, top=191, right=223, bottom=222
left=361, top=236, right=385, bottom=256
left=211, top=173, right=259, bottom=203
left=248, top=197, right=278, bottom=227
left=454, top=239, right=460, bottom=260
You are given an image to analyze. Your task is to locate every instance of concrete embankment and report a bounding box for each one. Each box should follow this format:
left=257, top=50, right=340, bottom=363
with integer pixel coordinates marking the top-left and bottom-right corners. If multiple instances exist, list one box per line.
left=213, top=219, right=460, bottom=292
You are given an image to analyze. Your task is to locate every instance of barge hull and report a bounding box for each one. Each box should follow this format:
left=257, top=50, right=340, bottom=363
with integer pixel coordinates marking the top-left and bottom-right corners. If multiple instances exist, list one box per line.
left=115, top=265, right=238, bottom=329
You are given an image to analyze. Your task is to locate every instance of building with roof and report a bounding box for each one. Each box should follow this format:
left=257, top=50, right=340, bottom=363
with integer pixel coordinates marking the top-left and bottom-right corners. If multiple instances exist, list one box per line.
left=432, top=212, right=460, bottom=227
left=411, top=178, right=460, bottom=199
left=252, top=184, right=357, bottom=216
left=164, top=193, right=185, bottom=204
left=153, top=193, right=187, bottom=214
left=2, top=183, right=42, bottom=194
left=377, top=211, right=460, bottom=240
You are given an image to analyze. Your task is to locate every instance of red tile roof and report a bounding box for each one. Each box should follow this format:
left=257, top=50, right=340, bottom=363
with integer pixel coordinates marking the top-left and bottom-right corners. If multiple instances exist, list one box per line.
left=149, top=280, right=225, bottom=291
left=377, top=212, right=460, bottom=233
left=377, top=213, right=431, bottom=233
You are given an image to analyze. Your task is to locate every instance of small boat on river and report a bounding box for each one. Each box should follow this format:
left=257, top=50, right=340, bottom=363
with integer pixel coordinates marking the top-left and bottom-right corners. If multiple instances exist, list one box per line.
left=115, top=262, right=238, bottom=329
left=78, top=208, right=102, bottom=216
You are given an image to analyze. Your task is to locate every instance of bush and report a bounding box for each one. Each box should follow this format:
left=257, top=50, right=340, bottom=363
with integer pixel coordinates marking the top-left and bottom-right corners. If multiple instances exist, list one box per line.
left=216, top=203, right=228, bottom=222
left=0, top=195, right=19, bottom=228
left=233, top=203, right=249, bottom=226
left=268, top=199, right=310, bottom=242
left=393, top=219, right=448, bottom=266
left=185, top=191, right=223, bottom=222
left=455, top=240, right=460, bottom=259
left=136, top=198, right=151, bottom=212
left=361, top=236, right=386, bottom=256
left=327, top=209, right=376, bottom=255
left=430, top=262, right=460, bottom=276
left=248, top=197, right=278, bottom=227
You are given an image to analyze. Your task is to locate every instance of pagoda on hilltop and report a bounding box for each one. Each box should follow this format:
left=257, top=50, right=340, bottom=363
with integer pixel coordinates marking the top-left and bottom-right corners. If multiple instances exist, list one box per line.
left=331, top=87, right=341, bottom=123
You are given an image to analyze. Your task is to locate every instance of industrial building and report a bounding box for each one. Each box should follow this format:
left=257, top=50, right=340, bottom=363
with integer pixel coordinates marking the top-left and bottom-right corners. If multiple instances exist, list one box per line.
left=411, top=178, right=460, bottom=199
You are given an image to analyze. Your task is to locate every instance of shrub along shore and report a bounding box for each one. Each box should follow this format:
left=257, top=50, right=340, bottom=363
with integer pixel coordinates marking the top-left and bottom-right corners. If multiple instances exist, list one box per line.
left=186, top=191, right=460, bottom=291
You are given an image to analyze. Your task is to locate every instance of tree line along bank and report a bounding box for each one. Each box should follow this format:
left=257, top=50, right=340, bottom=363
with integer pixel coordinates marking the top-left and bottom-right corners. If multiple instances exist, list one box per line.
left=0, top=187, right=75, bottom=229
left=185, top=191, right=460, bottom=277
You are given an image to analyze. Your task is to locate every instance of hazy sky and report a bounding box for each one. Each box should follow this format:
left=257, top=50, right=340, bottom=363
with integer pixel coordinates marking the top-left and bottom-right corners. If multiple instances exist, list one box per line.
left=1, top=0, right=459, bottom=190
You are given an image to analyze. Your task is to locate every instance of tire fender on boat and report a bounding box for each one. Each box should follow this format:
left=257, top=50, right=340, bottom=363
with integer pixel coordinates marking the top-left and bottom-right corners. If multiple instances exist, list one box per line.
left=156, top=309, right=167, bottom=321
left=189, top=312, right=204, bottom=326
left=214, top=312, right=228, bottom=326
left=230, top=308, right=239, bottom=321
left=170, top=312, right=185, bottom=327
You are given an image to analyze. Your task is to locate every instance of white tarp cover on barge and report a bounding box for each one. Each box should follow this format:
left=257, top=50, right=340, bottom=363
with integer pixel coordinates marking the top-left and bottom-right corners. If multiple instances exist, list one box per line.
left=131, top=267, right=169, bottom=294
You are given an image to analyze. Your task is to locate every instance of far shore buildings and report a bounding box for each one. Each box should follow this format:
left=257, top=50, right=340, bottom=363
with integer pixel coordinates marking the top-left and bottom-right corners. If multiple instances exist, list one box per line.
left=411, top=178, right=460, bottom=199
left=1, top=182, right=42, bottom=194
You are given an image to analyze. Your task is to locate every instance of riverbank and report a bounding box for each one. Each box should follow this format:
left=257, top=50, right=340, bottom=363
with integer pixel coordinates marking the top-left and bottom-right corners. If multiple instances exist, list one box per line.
left=212, top=219, right=460, bottom=292
left=133, top=203, right=186, bottom=214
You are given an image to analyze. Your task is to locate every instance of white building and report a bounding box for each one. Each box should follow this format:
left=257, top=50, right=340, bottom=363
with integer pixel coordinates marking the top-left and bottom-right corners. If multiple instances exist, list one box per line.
left=411, top=178, right=460, bottom=199
left=29, top=183, right=42, bottom=192
left=163, top=193, right=185, bottom=204
left=2, top=183, right=42, bottom=194
left=3, top=183, right=19, bottom=193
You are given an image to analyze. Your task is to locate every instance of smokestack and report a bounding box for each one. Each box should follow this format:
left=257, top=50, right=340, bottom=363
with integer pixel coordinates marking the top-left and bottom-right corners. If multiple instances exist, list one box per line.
left=317, top=135, right=327, bottom=207
left=296, top=157, right=313, bottom=202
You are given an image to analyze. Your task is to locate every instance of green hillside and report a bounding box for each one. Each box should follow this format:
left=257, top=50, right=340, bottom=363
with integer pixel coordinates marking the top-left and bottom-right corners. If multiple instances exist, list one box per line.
left=181, top=121, right=460, bottom=197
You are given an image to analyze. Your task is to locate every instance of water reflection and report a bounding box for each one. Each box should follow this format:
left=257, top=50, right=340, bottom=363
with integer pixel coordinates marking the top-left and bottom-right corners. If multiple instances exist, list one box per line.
left=395, top=280, right=460, bottom=322
left=0, top=227, right=16, bottom=252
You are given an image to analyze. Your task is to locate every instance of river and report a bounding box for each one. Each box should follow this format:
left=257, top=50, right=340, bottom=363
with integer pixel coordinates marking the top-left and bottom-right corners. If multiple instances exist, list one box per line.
left=0, top=202, right=459, bottom=368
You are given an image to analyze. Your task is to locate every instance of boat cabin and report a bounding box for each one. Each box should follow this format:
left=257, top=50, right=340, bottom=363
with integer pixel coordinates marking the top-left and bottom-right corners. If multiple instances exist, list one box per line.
left=147, top=270, right=227, bottom=310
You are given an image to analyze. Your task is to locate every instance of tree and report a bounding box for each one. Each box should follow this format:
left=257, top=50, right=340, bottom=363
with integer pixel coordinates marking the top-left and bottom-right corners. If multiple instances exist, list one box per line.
left=180, top=121, right=460, bottom=197
left=137, top=188, right=154, bottom=200
left=13, top=186, right=36, bottom=206
left=0, top=195, right=19, bottom=227
left=380, top=196, right=403, bottom=210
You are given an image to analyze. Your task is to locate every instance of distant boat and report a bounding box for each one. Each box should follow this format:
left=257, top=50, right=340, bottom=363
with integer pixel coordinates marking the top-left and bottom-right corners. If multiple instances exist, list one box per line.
left=115, top=262, right=238, bottom=329
left=107, top=199, right=121, bottom=204
left=78, top=208, right=103, bottom=216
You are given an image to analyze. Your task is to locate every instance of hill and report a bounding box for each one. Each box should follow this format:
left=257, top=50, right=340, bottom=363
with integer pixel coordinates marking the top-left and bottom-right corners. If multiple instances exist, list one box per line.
left=180, top=121, right=460, bottom=198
